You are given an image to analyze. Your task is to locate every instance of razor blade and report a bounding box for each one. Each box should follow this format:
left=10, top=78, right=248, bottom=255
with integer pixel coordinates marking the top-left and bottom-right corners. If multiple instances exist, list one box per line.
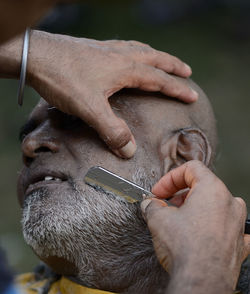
left=84, top=166, right=154, bottom=203
left=84, top=166, right=250, bottom=234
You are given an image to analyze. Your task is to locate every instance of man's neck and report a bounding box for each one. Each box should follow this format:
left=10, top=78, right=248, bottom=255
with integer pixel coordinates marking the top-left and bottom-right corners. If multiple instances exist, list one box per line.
left=70, top=254, right=169, bottom=294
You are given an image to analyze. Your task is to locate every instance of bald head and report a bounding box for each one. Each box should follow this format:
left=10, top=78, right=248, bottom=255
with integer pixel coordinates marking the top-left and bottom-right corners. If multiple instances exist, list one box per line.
left=109, top=78, right=217, bottom=171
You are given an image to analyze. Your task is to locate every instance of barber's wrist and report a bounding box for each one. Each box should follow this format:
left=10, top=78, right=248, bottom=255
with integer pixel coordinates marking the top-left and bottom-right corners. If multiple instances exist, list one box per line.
left=26, top=30, right=75, bottom=90
left=26, top=30, right=47, bottom=88
left=166, top=258, right=235, bottom=294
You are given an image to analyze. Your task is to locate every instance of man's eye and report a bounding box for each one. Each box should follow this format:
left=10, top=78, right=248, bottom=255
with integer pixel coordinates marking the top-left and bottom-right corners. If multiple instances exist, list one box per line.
left=48, top=108, right=82, bottom=129
left=53, top=113, right=82, bottom=130
left=62, top=115, right=82, bottom=129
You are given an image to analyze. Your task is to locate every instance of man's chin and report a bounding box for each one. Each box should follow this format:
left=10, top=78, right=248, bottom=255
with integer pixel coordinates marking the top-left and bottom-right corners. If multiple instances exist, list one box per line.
left=21, top=187, right=77, bottom=259
left=21, top=184, right=147, bottom=271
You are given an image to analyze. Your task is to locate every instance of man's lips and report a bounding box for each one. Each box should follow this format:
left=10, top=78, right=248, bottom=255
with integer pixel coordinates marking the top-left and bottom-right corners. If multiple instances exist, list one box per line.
left=24, top=171, right=67, bottom=196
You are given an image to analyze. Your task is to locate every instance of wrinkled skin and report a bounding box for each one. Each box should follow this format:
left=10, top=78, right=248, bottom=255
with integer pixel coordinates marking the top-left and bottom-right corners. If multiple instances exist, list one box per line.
left=17, top=94, right=169, bottom=293
left=0, top=28, right=196, bottom=158
left=142, top=161, right=250, bottom=294
left=0, top=0, right=196, bottom=160
left=26, top=31, right=196, bottom=158
left=0, top=0, right=196, bottom=159
left=17, top=87, right=213, bottom=293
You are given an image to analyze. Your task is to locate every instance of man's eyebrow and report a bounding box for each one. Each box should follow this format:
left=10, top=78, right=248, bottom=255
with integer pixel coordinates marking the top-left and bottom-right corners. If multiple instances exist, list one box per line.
left=19, top=119, right=37, bottom=142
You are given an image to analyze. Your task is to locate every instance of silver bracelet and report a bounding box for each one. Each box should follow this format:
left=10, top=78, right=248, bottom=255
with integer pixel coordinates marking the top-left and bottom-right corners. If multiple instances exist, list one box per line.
left=17, top=28, right=30, bottom=106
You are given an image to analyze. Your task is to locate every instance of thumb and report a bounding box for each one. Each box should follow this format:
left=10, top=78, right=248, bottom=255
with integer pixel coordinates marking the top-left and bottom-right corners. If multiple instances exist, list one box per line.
left=82, top=99, right=137, bottom=159
left=141, top=198, right=168, bottom=222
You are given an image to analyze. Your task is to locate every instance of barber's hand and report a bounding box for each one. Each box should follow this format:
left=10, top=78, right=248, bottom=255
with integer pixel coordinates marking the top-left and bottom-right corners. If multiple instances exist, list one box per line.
left=141, top=161, right=250, bottom=293
left=27, top=30, right=197, bottom=158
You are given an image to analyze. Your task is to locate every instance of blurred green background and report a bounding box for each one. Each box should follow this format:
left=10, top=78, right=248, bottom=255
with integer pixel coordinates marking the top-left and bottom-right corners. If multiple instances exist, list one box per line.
left=1, top=1, right=250, bottom=274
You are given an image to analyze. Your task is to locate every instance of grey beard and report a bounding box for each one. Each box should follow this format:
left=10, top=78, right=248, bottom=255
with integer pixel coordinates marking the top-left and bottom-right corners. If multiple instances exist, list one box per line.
left=21, top=170, right=168, bottom=293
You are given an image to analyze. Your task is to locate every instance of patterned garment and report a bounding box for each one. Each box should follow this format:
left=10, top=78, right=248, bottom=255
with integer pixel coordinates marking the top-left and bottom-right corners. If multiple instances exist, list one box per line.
left=16, top=272, right=247, bottom=294
left=16, top=273, right=116, bottom=294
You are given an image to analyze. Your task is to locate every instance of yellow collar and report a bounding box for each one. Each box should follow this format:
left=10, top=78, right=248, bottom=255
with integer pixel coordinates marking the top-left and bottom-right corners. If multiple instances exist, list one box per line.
left=59, top=276, right=116, bottom=294
left=16, top=273, right=116, bottom=294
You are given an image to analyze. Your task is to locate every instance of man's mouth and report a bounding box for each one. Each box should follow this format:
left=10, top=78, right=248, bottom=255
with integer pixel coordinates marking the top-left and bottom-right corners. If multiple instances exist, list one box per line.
left=25, top=172, right=67, bottom=196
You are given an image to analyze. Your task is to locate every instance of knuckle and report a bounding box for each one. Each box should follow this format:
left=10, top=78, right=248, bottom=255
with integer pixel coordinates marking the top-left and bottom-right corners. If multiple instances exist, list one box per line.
left=172, top=56, right=182, bottom=65
left=187, top=160, right=204, bottom=169
left=118, top=40, right=127, bottom=46
left=215, top=181, right=232, bottom=204
left=107, top=50, right=123, bottom=60
left=141, top=41, right=151, bottom=48
left=107, top=40, right=128, bottom=48
left=104, top=39, right=116, bottom=46
left=128, top=60, right=139, bottom=76
left=104, top=122, right=131, bottom=149
left=186, top=160, right=205, bottom=174
left=169, top=84, right=182, bottom=97
left=170, top=79, right=189, bottom=96
left=151, top=67, right=162, bottom=79
left=127, top=40, right=140, bottom=47
left=167, top=62, right=175, bottom=73
left=130, top=60, right=137, bottom=70
left=186, top=160, right=213, bottom=181
left=166, top=57, right=179, bottom=71
left=233, top=197, right=247, bottom=229
left=128, top=40, right=151, bottom=48
left=234, top=197, right=247, bottom=214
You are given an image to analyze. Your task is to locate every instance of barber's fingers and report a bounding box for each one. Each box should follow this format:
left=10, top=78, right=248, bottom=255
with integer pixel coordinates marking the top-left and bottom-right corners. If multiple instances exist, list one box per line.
left=78, top=98, right=137, bottom=158
left=168, top=188, right=189, bottom=207
left=75, top=62, right=197, bottom=158
left=141, top=198, right=170, bottom=222
left=135, top=48, right=193, bottom=78
left=152, top=160, right=212, bottom=198
left=106, top=40, right=192, bottom=78
left=124, top=63, right=198, bottom=103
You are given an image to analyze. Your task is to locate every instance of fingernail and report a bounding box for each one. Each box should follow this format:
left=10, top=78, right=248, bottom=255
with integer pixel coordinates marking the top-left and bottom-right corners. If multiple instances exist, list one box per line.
left=184, top=63, right=192, bottom=75
left=190, top=89, right=199, bottom=101
left=115, top=141, right=136, bottom=158
left=140, top=199, right=152, bottom=214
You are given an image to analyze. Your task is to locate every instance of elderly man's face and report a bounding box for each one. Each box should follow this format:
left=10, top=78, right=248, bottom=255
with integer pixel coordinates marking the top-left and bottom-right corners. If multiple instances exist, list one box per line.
left=17, top=89, right=215, bottom=291
left=17, top=93, right=175, bottom=288
left=18, top=94, right=169, bottom=205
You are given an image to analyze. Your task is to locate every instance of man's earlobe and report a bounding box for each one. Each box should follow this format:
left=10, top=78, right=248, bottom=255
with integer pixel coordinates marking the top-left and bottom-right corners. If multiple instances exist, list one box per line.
left=160, top=128, right=212, bottom=173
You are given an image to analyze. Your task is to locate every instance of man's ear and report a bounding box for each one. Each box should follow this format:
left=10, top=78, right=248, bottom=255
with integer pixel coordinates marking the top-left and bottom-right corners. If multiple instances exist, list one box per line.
left=160, top=128, right=212, bottom=173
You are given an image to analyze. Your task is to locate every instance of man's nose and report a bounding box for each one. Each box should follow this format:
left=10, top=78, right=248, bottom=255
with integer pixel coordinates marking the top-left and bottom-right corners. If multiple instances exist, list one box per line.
left=22, top=130, right=60, bottom=166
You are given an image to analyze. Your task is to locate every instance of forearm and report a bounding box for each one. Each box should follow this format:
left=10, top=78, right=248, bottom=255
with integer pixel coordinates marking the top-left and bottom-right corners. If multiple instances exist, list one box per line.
left=0, top=30, right=55, bottom=83
left=166, top=261, right=235, bottom=294
left=0, top=33, right=23, bottom=79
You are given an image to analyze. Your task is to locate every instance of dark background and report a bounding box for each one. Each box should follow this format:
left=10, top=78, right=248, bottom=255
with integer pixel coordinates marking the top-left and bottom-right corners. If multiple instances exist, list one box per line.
left=0, top=0, right=250, bottom=273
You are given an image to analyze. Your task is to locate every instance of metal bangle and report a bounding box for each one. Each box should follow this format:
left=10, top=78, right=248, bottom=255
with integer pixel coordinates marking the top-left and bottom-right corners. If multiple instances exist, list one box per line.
left=17, top=28, right=30, bottom=106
